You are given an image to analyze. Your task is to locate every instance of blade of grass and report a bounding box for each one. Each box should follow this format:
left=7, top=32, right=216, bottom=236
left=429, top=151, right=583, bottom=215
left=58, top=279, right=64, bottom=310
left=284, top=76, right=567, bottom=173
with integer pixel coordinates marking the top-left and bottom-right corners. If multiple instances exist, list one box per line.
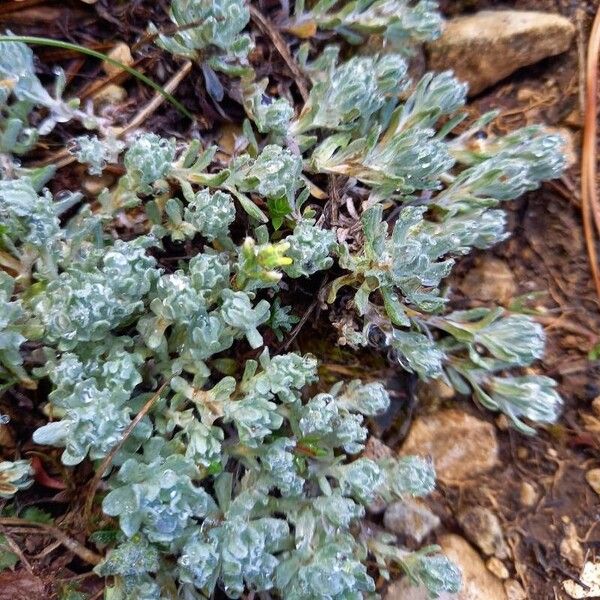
left=0, top=34, right=194, bottom=121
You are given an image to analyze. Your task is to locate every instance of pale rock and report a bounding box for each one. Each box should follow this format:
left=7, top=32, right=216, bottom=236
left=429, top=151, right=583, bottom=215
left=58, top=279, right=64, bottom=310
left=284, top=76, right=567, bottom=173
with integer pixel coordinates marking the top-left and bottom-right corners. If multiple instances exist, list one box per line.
left=516, top=446, right=528, bottom=460
left=504, top=579, right=527, bottom=600
left=383, top=498, right=440, bottom=543
left=103, top=42, right=133, bottom=77
left=458, top=506, right=509, bottom=559
left=439, top=534, right=507, bottom=600
left=560, top=523, right=584, bottom=569
left=563, top=562, right=600, bottom=598
left=486, top=557, right=509, bottom=580
left=519, top=481, right=538, bottom=507
left=400, top=409, right=498, bottom=484
left=363, top=436, right=393, bottom=461
left=459, top=257, right=516, bottom=305
left=585, top=468, right=600, bottom=496
left=495, top=414, right=509, bottom=431
left=427, top=11, right=575, bottom=95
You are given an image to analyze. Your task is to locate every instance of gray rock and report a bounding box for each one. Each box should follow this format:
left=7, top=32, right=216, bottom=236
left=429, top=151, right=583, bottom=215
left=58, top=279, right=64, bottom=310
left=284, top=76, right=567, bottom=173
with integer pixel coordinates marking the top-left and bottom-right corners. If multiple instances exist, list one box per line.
left=458, top=506, right=509, bottom=559
left=383, top=498, right=440, bottom=543
left=400, top=409, right=498, bottom=485
left=427, top=10, right=575, bottom=95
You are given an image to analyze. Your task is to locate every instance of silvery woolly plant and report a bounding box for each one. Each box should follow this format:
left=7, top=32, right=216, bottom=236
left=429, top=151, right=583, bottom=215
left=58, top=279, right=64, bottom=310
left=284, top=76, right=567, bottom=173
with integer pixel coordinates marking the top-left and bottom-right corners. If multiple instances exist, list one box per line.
left=0, top=0, right=568, bottom=598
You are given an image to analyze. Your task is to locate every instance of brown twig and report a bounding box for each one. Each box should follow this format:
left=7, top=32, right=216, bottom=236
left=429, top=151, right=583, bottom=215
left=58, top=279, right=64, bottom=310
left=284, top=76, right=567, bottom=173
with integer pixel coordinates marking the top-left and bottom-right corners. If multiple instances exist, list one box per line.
left=280, top=275, right=329, bottom=351
left=83, top=380, right=170, bottom=523
left=581, top=4, right=600, bottom=301
left=115, top=60, right=193, bottom=137
left=0, top=518, right=102, bottom=565
left=249, top=5, right=309, bottom=102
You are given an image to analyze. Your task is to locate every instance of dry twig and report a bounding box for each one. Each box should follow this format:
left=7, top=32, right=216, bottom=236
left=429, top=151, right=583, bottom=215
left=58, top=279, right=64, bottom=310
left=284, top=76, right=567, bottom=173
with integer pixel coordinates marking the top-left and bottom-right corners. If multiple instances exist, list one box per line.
left=581, top=4, right=600, bottom=300
left=249, top=5, right=309, bottom=101
left=0, top=518, right=102, bottom=565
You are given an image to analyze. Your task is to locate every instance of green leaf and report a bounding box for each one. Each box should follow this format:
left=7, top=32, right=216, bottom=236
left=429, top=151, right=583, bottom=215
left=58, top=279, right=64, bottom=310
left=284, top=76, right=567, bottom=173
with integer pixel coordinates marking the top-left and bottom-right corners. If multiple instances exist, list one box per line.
left=21, top=506, right=53, bottom=524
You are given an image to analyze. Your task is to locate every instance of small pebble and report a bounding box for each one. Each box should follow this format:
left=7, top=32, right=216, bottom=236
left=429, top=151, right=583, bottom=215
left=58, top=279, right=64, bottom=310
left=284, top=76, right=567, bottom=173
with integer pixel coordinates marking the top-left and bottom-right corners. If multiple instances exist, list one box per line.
left=487, top=557, right=509, bottom=580
left=94, top=84, right=127, bottom=105
left=103, top=42, right=133, bottom=77
left=560, top=523, right=584, bottom=569
left=516, top=446, right=528, bottom=460
left=585, top=468, right=600, bottom=496
left=496, top=414, right=509, bottom=431
left=519, top=481, right=538, bottom=507
left=458, top=506, right=509, bottom=559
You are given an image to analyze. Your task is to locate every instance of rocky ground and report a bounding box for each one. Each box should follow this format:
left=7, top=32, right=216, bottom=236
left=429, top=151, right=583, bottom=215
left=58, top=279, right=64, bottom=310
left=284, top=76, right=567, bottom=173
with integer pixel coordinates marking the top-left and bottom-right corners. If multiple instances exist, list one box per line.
left=362, top=1, right=600, bottom=598
left=0, top=1, right=599, bottom=599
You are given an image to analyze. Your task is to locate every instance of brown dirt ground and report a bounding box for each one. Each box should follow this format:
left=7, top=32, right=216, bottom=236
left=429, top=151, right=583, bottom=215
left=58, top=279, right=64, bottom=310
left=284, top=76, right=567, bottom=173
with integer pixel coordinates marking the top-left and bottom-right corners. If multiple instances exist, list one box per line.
left=0, top=1, right=599, bottom=599
left=433, top=1, right=600, bottom=599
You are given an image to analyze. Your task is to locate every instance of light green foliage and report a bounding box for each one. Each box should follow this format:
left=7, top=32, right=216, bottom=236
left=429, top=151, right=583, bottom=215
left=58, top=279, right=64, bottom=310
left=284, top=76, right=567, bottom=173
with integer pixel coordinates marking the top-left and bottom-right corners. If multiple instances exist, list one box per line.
left=0, top=37, right=102, bottom=145
left=240, top=144, right=303, bottom=204
left=69, top=134, right=124, bottom=175
left=123, top=133, right=176, bottom=193
left=242, top=78, right=294, bottom=135
left=150, top=0, right=251, bottom=73
left=291, top=0, right=442, bottom=49
left=0, top=459, right=33, bottom=498
left=184, top=189, right=236, bottom=240
left=33, top=338, right=145, bottom=464
left=469, top=374, right=562, bottom=435
left=32, top=239, right=158, bottom=349
left=293, top=50, right=409, bottom=135
left=220, top=289, right=271, bottom=348
left=0, top=177, right=62, bottom=256
left=0, top=272, right=29, bottom=382
left=283, top=219, right=336, bottom=278
left=2, top=2, right=569, bottom=598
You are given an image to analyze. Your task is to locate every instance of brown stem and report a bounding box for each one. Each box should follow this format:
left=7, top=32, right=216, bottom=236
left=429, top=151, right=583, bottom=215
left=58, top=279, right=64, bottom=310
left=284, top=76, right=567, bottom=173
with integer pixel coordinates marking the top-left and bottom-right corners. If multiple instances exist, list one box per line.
left=0, top=518, right=102, bottom=565
left=581, top=4, right=600, bottom=301
left=249, top=5, right=309, bottom=102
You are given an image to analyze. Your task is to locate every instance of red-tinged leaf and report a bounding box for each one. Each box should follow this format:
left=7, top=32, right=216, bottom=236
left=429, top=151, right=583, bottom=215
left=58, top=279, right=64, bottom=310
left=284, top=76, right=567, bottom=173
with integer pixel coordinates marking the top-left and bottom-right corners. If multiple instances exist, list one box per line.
left=30, top=456, right=66, bottom=490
